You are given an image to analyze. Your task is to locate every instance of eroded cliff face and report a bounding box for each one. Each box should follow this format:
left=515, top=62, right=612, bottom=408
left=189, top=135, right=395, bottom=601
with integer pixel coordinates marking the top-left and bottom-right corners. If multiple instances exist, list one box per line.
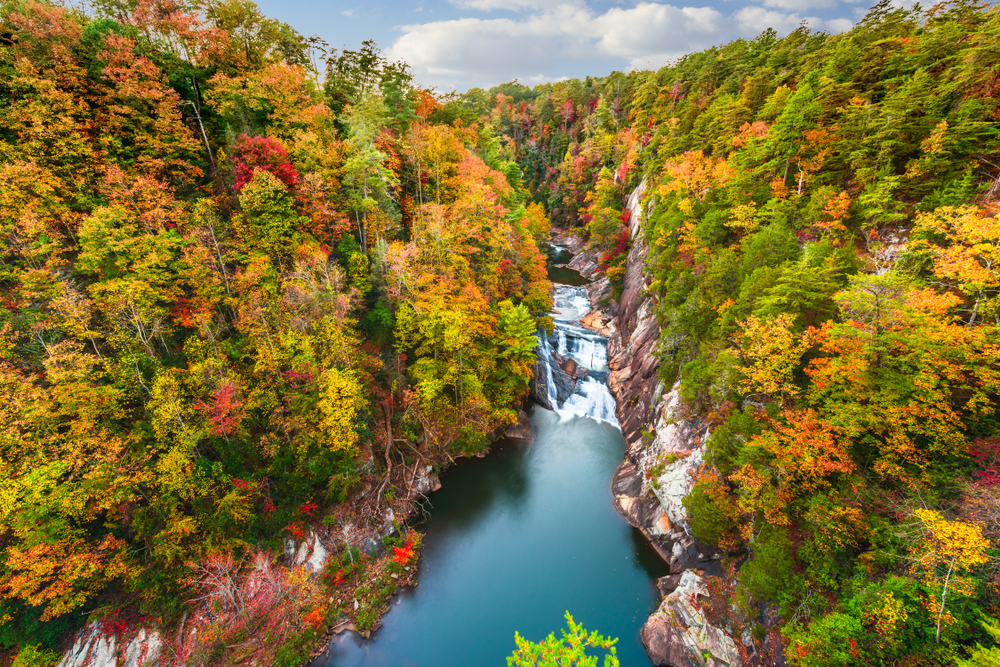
left=580, top=180, right=744, bottom=667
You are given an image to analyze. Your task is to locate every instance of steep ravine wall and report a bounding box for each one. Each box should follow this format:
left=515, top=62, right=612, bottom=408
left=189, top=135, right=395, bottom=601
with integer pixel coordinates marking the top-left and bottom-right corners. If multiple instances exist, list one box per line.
left=580, top=180, right=745, bottom=667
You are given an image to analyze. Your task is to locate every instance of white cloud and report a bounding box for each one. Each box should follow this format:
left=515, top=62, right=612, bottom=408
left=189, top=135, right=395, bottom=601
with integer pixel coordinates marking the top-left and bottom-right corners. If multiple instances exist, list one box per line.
left=597, top=4, right=726, bottom=67
left=341, top=8, right=355, bottom=17
left=734, top=6, right=853, bottom=36
left=762, top=0, right=839, bottom=10
left=734, top=6, right=804, bottom=34
left=527, top=73, right=570, bottom=84
left=389, top=2, right=856, bottom=90
left=825, top=17, right=854, bottom=32
left=450, top=0, right=583, bottom=11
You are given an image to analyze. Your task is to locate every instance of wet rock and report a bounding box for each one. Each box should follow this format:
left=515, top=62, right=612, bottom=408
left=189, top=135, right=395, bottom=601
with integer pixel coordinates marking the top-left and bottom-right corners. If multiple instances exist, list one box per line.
left=559, top=355, right=579, bottom=377
left=567, top=250, right=601, bottom=279
left=555, top=354, right=589, bottom=379
left=531, top=355, right=553, bottom=409
left=548, top=351, right=580, bottom=404
left=505, top=410, right=534, bottom=441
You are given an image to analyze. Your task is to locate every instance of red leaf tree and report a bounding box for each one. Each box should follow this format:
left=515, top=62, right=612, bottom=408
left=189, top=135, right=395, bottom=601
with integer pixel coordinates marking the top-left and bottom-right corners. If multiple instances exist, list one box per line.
left=232, top=134, right=298, bottom=191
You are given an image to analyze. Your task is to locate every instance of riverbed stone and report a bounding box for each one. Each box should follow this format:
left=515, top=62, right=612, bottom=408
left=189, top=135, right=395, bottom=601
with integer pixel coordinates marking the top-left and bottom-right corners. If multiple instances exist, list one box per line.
left=567, top=250, right=600, bottom=279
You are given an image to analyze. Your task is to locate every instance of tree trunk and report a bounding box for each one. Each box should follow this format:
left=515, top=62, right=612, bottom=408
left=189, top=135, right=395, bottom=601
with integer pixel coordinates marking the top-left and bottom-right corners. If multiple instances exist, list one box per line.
left=936, top=556, right=956, bottom=644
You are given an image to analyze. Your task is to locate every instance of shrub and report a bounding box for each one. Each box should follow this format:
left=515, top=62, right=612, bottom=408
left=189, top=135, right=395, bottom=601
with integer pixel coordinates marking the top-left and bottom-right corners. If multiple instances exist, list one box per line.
left=12, top=646, right=60, bottom=667
left=684, top=473, right=741, bottom=548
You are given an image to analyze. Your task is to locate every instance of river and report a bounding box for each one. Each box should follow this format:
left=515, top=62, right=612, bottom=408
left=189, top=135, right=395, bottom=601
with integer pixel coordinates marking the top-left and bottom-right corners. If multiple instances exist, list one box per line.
left=316, top=254, right=666, bottom=667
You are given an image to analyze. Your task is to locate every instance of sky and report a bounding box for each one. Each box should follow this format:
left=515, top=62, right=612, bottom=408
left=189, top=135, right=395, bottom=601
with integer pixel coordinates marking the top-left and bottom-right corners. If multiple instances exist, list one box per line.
left=252, top=0, right=901, bottom=92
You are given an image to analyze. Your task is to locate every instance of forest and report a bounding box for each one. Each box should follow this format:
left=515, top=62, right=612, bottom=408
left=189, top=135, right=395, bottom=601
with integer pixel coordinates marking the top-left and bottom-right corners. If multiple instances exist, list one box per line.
left=2, top=0, right=1000, bottom=665
left=0, top=0, right=550, bottom=663
left=450, top=1, right=1000, bottom=665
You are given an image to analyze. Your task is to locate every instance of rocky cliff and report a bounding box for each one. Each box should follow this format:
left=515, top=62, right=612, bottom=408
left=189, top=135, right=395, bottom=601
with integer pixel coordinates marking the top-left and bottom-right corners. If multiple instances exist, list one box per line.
left=579, top=179, right=746, bottom=667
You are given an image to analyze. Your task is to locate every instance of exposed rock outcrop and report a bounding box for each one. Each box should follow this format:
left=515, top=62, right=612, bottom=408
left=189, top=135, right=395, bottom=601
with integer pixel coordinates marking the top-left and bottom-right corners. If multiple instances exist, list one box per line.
left=610, top=382, right=715, bottom=572
left=505, top=410, right=534, bottom=440
left=606, top=178, right=662, bottom=450
left=410, top=464, right=443, bottom=497
left=283, top=529, right=330, bottom=574
left=642, top=571, right=743, bottom=667
left=56, top=624, right=162, bottom=667
left=567, top=250, right=601, bottom=280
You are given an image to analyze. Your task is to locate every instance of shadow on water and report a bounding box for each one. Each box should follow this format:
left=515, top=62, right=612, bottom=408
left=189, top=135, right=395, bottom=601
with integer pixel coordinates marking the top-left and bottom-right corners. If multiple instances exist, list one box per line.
left=421, top=436, right=533, bottom=534
left=547, top=244, right=589, bottom=287
left=316, top=407, right=668, bottom=667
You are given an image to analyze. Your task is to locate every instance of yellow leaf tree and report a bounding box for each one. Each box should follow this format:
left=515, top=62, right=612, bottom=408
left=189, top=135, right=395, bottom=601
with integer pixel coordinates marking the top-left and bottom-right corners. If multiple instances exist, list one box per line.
left=912, top=204, right=1000, bottom=326
left=911, top=509, right=991, bottom=644
left=736, top=313, right=813, bottom=406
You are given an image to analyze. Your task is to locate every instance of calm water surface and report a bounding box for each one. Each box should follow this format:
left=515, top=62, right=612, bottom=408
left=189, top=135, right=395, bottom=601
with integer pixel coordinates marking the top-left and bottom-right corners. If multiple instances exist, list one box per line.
left=318, top=408, right=667, bottom=667
left=547, top=244, right=590, bottom=286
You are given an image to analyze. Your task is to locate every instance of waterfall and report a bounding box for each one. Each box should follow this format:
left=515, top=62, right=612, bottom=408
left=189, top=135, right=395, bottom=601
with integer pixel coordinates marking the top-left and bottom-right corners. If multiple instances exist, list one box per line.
left=539, top=330, right=560, bottom=410
left=562, top=378, right=618, bottom=425
left=552, top=285, right=591, bottom=322
left=538, top=285, right=620, bottom=428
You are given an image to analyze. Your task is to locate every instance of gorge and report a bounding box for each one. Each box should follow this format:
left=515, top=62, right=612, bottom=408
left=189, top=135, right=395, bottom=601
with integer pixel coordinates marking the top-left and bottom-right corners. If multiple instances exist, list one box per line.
left=314, top=251, right=665, bottom=666
left=314, top=184, right=745, bottom=667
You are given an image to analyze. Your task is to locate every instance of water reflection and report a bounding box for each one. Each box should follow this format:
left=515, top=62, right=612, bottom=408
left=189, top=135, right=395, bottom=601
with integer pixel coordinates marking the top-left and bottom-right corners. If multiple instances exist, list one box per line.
left=427, top=437, right=533, bottom=533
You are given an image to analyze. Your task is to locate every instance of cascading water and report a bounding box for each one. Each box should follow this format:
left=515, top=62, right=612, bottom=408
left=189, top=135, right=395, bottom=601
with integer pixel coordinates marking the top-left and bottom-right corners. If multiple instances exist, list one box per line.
left=539, top=284, right=619, bottom=427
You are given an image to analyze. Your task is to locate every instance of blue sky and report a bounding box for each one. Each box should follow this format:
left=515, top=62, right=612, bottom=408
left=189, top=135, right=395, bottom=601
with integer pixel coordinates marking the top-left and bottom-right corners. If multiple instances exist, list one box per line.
left=254, top=0, right=910, bottom=91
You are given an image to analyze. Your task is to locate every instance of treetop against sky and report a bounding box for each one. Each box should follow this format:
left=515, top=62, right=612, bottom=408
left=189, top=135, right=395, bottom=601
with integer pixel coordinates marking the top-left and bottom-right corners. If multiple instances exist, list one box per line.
left=254, top=0, right=908, bottom=91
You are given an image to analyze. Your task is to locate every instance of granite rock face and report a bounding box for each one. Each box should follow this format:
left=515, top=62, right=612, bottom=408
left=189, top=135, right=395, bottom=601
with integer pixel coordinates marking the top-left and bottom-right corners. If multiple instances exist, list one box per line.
left=606, top=178, right=662, bottom=450
left=283, top=529, right=330, bottom=574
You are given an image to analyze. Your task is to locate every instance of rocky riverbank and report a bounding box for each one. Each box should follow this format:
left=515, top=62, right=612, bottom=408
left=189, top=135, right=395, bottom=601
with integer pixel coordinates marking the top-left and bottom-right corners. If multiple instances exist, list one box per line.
left=568, top=180, right=749, bottom=667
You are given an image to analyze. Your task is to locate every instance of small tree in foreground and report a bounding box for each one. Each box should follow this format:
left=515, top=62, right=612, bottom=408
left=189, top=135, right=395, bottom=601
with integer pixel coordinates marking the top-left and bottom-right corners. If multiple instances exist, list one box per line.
left=508, top=612, right=619, bottom=667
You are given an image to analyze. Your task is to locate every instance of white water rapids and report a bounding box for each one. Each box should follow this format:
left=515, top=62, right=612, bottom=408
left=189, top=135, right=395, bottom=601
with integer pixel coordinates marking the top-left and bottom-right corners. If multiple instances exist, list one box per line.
left=540, top=285, right=619, bottom=427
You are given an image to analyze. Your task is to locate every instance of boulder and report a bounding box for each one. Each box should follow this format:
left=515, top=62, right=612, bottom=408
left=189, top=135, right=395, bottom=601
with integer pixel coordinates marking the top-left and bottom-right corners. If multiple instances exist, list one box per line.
left=656, top=574, right=683, bottom=597
left=505, top=410, right=534, bottom=441
left=412, top=464, right=443, bottom=496
left=558, top=355, right=579, bottom=377
left=567, top=250, right=601, bottom=279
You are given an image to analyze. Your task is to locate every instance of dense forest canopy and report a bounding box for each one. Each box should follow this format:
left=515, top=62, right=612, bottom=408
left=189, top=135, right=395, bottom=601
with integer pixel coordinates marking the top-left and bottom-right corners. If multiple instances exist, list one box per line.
left=3, top=0, right=1000, bottom=665
left=0, top=0, right=549, bottom=660
left=451, top=1, right=1000, bottom=665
